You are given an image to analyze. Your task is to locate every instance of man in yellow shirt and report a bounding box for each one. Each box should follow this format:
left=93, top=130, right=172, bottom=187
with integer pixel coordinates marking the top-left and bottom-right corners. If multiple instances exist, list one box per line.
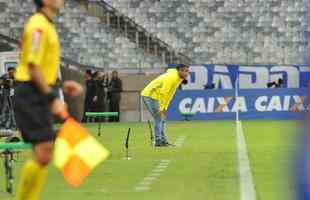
left=14, top=0, right=82, bottom=199
left=141, top=64, right=189, bottom=147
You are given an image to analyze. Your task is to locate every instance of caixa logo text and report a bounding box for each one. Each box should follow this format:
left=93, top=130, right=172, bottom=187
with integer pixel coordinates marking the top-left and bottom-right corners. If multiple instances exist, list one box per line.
left=178, top=95, right=308, bottom=114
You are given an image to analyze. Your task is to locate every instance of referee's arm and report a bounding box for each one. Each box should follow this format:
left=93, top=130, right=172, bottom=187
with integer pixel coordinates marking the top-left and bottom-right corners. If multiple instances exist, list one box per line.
left=27, top=29, right=66, bottom=117
left=26, top=27, right=51, bottom=95
left=28, top=63, right=52, bottom=95
left=28, top=62, right=68, bottom=119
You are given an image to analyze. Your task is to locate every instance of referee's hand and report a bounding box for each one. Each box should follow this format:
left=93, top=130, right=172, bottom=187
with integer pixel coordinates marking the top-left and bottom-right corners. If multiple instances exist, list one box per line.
left=51, top=98, right=69, bottom=120
left=63, top=80, right=83, bottom=97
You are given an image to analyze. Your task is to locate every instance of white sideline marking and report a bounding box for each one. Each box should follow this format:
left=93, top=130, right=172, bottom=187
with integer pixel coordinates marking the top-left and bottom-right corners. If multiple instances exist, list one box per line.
left=175, top=136, right=187, bottom=147
left=152, top=168, right=166, bottom=173
left=144, top=176, right=157, bottom=181
left=134, top=159, right=171, bottom=192
left=157, top=165, right=169, bottom=169
left=135, top=186, right=149, bottom=191
left=236, top=121, right=256, bottom=200
left=149, top=172, right=161, bottom=177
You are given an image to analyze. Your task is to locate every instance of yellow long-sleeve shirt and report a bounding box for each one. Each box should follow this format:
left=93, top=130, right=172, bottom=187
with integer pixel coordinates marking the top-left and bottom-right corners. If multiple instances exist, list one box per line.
left=141, top=68, right=183, bottom=111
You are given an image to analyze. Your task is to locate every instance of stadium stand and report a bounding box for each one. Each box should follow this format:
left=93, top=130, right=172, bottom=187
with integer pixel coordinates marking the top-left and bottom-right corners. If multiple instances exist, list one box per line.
left=0, top=0, right=164, bottom=69
left=1, top=0, right=310, bottom=67
left=0, top=38, right=14, bottom=52
left=103, top=0, right=310, bottom=65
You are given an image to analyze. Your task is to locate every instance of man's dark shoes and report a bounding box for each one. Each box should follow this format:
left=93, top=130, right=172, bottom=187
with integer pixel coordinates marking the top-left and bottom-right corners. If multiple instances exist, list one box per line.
left=154, top=141, right=176, bottom=147
left=162, top=142, right=176, bottom=147
left=154, top=142, right=165, bottom=147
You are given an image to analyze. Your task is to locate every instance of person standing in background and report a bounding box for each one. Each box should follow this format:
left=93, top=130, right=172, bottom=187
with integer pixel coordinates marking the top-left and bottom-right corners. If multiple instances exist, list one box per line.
left=91, top=71, right=99, bottom=113
left=108, top=70, right=122, bottom=122
left=0, top=67, right=16, bottom=98
left=82, top=69, right=97, bottom=122
left=104, top=73, right=110, bottom=112
left=1, top=67, right=16, bottom=82
left=95, top=72, right=108, bottom=122
left=0, top=67, right=16, bottom=130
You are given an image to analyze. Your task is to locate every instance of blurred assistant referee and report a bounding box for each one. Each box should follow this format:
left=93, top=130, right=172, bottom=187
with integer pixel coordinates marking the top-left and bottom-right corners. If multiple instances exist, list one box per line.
left=14, top=0, right=82, bottom=199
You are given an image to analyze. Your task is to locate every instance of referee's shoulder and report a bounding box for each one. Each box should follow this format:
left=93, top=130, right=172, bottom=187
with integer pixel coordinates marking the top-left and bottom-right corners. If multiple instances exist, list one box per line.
left=25, top=13, right=49, bottom=30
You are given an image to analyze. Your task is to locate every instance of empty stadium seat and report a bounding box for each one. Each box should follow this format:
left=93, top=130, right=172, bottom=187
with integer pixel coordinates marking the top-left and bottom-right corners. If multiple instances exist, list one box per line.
left=0, top=0, right=163, bottom=69
left=104, top=0, right=310, bottom=64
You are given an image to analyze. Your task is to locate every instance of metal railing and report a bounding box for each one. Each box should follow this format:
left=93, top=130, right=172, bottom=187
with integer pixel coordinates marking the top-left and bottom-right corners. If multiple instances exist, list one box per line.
left=83, top=0, right=192, bottom=65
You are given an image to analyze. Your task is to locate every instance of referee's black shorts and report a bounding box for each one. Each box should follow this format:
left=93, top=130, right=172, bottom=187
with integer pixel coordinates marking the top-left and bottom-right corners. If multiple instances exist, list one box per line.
left=14, top=82, right=55, bottom=144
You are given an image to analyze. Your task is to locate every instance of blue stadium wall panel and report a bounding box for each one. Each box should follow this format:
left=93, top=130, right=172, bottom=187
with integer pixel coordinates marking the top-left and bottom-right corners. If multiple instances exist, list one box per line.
left=168, top=64, right=310, bottom=89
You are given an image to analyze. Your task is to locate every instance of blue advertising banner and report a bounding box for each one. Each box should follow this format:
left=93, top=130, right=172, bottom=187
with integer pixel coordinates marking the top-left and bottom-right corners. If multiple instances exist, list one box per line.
left=167, top=88, right=310, bottom=120
left=168, top=65, right=310, bottom=90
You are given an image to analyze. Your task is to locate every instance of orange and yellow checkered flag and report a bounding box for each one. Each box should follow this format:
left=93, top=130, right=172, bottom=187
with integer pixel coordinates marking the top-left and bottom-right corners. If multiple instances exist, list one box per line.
left=53, top=118, right=110, bottom=187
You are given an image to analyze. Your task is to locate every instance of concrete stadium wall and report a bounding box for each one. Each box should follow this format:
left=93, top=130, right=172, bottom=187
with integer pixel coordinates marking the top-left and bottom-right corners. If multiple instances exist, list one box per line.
left=119, top=73, right=160, bottom=122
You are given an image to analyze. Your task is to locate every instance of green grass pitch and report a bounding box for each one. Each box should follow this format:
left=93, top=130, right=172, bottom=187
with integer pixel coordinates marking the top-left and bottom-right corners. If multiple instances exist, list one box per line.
left=0, top=120, right=298, bottom=200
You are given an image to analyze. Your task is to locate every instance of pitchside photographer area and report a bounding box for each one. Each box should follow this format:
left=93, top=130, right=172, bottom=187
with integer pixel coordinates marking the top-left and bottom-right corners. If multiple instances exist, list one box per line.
left=0, top=67, right=16, bottom=137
